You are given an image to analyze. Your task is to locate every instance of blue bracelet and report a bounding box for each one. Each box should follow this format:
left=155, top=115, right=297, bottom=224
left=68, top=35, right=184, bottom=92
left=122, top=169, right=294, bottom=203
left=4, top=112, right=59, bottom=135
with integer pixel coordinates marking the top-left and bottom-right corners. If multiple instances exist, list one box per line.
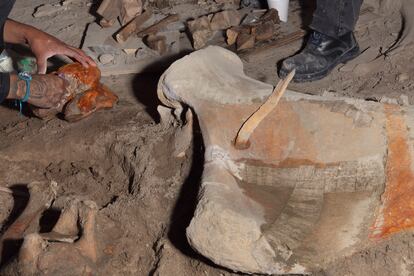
left=17, top=72, right=32, bottom=114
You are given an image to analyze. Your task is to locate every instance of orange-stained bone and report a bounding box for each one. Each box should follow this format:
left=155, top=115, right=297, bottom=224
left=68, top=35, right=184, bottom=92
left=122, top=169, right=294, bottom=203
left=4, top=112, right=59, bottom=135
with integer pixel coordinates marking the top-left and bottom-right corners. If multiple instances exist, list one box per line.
left=57, top=63, right=101, bottom=88
left=77, top=84, right=118, bottom=112
left=57, top=63, right=118, bottom=121
left=370, top=104, right=414, bottom=239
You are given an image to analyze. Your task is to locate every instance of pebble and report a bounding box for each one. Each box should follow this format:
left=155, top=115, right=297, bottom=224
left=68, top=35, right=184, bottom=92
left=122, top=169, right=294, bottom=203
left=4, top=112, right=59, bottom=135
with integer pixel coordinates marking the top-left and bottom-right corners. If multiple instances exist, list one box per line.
left=98, top=53, right=114, bottom=65
left=399, top=94, right=410, bottom=106
left=397, top=73, right=410, bottom=82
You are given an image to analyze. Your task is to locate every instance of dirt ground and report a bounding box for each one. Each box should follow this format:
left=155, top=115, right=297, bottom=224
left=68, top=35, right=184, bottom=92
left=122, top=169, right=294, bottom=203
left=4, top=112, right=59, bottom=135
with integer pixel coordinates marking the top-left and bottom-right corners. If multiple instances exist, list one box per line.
left=1, top=0, right=414, bottom=275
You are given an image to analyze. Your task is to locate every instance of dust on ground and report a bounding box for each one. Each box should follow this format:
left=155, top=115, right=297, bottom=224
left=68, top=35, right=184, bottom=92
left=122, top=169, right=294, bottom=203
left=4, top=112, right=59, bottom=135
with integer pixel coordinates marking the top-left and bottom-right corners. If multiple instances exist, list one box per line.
left=1, top=0, right=414, bottom=275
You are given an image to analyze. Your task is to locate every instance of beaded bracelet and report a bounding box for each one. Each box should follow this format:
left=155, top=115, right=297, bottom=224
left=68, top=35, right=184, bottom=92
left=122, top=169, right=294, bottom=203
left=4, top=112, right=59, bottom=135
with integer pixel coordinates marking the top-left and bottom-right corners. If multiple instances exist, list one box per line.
left=17, top=71, right=32, bottom=114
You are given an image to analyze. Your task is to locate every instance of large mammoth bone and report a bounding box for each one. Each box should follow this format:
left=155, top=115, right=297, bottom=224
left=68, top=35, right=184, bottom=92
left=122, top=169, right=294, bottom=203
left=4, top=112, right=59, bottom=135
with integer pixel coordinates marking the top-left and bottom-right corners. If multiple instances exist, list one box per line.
left=157, top=46, right=414, bottom=274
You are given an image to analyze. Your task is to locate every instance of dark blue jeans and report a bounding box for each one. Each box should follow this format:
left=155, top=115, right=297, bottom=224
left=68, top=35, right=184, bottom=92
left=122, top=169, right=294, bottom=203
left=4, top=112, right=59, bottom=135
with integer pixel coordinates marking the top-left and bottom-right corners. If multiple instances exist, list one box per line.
left=310, top=0, right=363, bottom=38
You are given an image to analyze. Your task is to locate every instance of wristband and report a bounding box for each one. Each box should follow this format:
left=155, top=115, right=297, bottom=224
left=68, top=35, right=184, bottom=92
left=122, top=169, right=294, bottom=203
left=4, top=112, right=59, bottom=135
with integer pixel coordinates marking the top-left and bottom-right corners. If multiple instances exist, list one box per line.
left=17, top=71, right=32, bottom=114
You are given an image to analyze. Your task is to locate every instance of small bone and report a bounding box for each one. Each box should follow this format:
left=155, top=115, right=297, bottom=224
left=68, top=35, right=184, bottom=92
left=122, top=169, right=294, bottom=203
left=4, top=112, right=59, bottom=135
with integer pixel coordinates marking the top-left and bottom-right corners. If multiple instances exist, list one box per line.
left=1, top=181, right=57, bottom=240
left=40, top=198, right=81, bottom=243
left=137, top=14, right=180, bottom=38
left=234, top=70, right=295, bottom=150
left=52, top=199, right=79, bottom=236
left=19, top=233, right=45, bottom=275
left=115, top=8, right=153, bottom=43
left=75, top=201, right=98, bottom=263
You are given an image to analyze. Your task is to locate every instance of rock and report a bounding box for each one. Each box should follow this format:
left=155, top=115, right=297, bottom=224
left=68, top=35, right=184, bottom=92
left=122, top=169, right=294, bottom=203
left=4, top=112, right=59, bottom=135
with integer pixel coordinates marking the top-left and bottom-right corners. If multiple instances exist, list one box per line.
left=97, top=0, right=121, bottom=23
left=226, top=27, right=239, bottom=45
left=145, top=35, right=167, bottom=55
left=98, top=53, right=115, bottom=64
left=188, top=16, right=215, bottom=50
left=397, top=72, right=410, bottom=82
left=260, top=8, right=280, bottom=24
left=399, top=94, right=410, bottom=105
left=192, top=30, right=217, bottom=50
left=214, top=0, right=241, bottom=4
left=187, top=16, right=211, bottom=33
left=120, top=0, right=143, bottom=25
left=255, top=21, right=276, bottom=41
left=380, top=96, right=399, bottom=105
left=189, top=10, right=241, bottom=49
left=33, top=4, right=66, bottom=18
left=158, top=46, right=414, bottom=274
left=210, top=10, right=241, bottom=31
left=62, top=0, right=83, bottom=5
left=236, top=32, right=255, bottom=50
left=122, top=49, right=138, bottom=55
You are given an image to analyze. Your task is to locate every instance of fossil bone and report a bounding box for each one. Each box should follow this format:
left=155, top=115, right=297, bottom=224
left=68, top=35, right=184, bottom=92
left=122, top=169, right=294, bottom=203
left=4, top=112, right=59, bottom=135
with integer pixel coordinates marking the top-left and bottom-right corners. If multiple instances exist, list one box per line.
left=157, top=46, right=414, bottom=274
left=234, top=69, right=294, bottom=150
left=1, top=198, right=99, bottom=275
left=33, top=63, right=118, bottom=122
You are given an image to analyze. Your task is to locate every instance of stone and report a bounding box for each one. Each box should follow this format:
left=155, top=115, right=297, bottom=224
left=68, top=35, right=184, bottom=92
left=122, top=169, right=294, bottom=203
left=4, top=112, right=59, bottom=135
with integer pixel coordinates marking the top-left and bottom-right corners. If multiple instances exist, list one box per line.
left=157, top=46, right=414, bottom=274
left=399, top=94, right=410, bottom=106
left=120, top=0, right=143, bottom=25
left=397, top=72, right=410, bottom=82
left=260, top=8, right=280, bottom=24
left=188, top=16, right=215, bottom=50
left=226, top=27, right=239, bottom=45
left=210, top=10, right=241, bottom=31
left=33, top=3, right=67, bottom=18
left=123, top=48, right=138, bottom=55
left=188, top=10, right=241, bottom=49
left=99, top=53, right=115, bottom=64
left=145, top=35, right=167, bottom=55
left=255, top=21, right=276, bottom=41
left=97, top=0, right=122, bottom=23
left=236, top=32, right=255, bottom=50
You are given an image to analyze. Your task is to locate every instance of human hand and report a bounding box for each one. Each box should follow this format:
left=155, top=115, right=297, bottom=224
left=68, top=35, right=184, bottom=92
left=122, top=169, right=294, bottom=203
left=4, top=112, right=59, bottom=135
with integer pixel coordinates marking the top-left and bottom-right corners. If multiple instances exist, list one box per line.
left=8, top=73, right=70, bottom=109
left=4, top=20, right=96, bottom=74
left=27, top=31, right=96, bottom=74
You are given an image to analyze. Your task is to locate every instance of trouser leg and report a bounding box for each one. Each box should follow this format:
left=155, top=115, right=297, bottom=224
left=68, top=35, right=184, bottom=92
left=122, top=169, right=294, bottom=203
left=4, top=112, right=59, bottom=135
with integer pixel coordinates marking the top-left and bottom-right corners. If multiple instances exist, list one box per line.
left=310, top=0, right=364, bottom=39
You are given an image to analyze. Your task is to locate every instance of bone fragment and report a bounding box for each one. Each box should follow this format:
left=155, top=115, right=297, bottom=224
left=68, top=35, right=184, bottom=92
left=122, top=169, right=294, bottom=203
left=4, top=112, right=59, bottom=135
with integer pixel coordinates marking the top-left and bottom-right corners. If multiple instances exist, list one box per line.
left=97, top=0, right=121, bottom=23
left=234, top=69, right=295, bottom=149
left=236, top=32, right=255, bottom=50
left=226, top=27, right=239, bottom=45
left=146, top=35, right=167, bottom=55
left=120, top=0, right=143, bottom=25
left=75, top=201, right=98, bottom=263
left=19, top=233, right=45, bottom=275
left=210, top=9, right=242, bottom=31
left=116, top=8, right=153, bottom=43
left=137, top=14, right=180, bottom=38
left=1, top=181, right=57, bottom=240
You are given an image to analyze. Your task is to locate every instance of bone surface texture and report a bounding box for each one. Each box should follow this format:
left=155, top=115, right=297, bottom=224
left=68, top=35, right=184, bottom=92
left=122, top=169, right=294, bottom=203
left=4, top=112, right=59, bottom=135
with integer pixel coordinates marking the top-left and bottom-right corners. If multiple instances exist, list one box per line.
left=157, top=46, right=414, bottom=274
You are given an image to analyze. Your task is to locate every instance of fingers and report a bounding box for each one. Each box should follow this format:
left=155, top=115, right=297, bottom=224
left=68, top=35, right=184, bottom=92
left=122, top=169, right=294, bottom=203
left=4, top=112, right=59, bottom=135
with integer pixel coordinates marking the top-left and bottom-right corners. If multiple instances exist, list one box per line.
left=62, top=46, right=96, bottom=69
left=36, top=57, right=47, bottom=74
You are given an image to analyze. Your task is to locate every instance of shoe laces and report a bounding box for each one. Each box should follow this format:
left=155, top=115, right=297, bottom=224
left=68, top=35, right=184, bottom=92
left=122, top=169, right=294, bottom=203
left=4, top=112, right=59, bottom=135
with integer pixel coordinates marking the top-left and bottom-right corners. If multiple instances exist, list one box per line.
left=309, top=31, right=328, bottom=45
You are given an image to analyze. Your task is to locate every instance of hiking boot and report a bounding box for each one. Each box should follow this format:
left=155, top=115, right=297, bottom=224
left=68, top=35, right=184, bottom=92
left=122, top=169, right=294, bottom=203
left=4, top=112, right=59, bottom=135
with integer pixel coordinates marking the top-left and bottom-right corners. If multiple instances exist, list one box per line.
left=279, top=31, right=360, bottom=82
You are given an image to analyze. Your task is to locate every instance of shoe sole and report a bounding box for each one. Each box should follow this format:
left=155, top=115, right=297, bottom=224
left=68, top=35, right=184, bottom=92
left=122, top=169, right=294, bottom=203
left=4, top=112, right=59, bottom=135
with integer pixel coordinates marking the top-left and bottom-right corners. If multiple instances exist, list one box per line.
left=279, top=45, right=360, bottom=83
